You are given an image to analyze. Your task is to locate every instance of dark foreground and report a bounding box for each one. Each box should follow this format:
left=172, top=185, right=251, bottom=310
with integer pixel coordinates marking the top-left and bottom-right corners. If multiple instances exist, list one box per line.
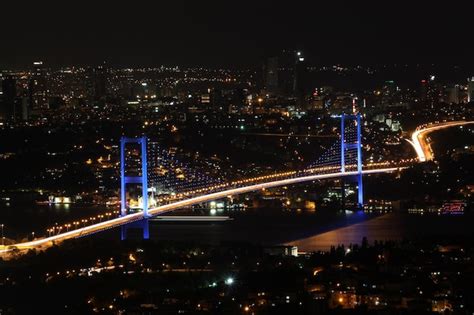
left=1, top=236, right=473, bottom=314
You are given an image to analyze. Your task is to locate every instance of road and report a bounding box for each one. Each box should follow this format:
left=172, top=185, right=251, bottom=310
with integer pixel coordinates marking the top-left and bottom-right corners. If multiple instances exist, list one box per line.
left=2, top=121, right=471, bottom=256
left=410, top=121, right=474, bottom=162
left=0, top=167, right=400, bottom=254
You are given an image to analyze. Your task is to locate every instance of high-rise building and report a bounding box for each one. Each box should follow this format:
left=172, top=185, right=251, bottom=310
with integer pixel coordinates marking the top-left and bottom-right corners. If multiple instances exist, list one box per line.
left=420, top=75, right=440, bottom=108
left=277, top=50, right=297, bottom=96
left=263, top=56, right=279, bottom=95
left=29, top=61, right=49, bottom=109
left=294, top=51, right=309, bottom=107
left=263, top=50, right=310, bottom=104
left=1, top=75, right=17, bottom=120
left=20, top=97, right=29, bottom=121
left=381, top=80, right=397, bottom=107
left=84, top=67, right=95, bottom=101
left=447, top=85, right=460, bottom=104
left=420, top=79, right=428, bottom=103
left=93, top=65, right=107, bottom=101
left=467, top=77, right=474, bottom=103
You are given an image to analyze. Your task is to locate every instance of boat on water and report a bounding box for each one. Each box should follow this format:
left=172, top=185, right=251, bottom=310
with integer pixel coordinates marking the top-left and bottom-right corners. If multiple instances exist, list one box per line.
left=36, top=195, right=74, bottom=205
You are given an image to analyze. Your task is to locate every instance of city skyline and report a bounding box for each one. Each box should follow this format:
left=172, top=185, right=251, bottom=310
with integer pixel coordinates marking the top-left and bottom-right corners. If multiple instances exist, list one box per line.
left=1, top=2, right=474, bottom=314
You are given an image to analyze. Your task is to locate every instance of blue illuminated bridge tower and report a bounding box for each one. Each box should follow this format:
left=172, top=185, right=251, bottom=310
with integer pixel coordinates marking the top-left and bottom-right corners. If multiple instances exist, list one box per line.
left=340, top=112, right=364, bottom=208
left=119, top=113, right=364, bottom=240
left=120, top=136, right=150, bottom=240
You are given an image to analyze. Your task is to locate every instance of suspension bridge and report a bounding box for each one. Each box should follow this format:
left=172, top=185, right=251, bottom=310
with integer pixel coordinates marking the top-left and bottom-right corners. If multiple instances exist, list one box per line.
left=2, top=115, right=470, bottom=253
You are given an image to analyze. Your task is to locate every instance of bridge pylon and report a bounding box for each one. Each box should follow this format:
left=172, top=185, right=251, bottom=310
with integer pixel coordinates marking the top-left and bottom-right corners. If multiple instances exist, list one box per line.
left=120, top=136, right=150, bottom=240
left=340, top=113, right=364, bottom=209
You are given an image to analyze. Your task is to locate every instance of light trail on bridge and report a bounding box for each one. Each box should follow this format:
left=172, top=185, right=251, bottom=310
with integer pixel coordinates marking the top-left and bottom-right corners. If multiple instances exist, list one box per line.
left=5, top=120, right=471, bottom=255
left=409, top=121, right=474, bottom=162
left=0, top=167, right=400, bottom=254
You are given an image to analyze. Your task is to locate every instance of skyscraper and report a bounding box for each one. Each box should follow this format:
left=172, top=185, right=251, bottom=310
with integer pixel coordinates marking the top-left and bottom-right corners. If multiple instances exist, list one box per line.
left=447, top=85, right=460, bottom=104
left=1, top=75, right=17, bottom=120
left=467, top=77, right=474, bottom=103
left=293, top=51, right=309, bottom=107
left=92, top=64, right=108, bottom=102
left=419, top=75, right=440, bottom=108
left=277, top=50, right=297, bottom=96
left=263, top=50, right=310, bottom=104
left=263, top=56, right=279, bottom=95
left=29, top=61, right=49, bottom=109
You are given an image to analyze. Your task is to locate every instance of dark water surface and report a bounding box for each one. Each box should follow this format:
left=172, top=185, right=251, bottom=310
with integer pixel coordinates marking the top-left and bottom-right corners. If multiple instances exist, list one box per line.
left=2, top=201, right=472, bottom=252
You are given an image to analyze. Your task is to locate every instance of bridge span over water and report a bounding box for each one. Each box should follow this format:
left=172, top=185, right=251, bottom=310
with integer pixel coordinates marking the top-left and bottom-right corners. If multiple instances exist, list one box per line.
left=1, top=117, right=472, bottom=255
left=0, top=167, right=399, bottom=252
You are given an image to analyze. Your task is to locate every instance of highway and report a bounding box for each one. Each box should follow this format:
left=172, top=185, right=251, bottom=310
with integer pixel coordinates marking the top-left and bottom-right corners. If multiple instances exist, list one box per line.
left=1, top=120, right=471, bottom=256
left=0, top=167, right=400, bottom=254
left=410, top=121, right=474, bottom=162
left=3, top=120, right=471, bottom=255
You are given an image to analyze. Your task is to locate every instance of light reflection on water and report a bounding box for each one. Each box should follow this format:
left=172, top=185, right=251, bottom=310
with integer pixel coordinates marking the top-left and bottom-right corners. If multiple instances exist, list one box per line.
left=148, top=208, right=377, bottom=246
left=0, top=202, right=110, bottom=239
left=1, top=201, right=473, bottom=250
left=286, top=212, right=474, bottom=251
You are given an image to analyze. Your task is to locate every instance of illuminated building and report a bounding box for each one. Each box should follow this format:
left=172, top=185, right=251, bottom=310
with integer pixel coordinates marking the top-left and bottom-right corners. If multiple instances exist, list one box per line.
left=381, top=80, right=398, bottom=107
left=447, top=85, right=460, bottom=104
left=93, top=64, right=108, bottom=101
left=29, top=61, right=49, bottom=109
left=419, top=76, right=441, bottom=108
left=262, top=50, right=310, bottom=108
left=1, top=75, right=17, bottom=120
left=263, top=56, right=279, bottom=95
left=200, top=93, right=210, bottom=105
left=467, top=77, right=474, bottom=103
left=294, top=51, right=309, bottom=108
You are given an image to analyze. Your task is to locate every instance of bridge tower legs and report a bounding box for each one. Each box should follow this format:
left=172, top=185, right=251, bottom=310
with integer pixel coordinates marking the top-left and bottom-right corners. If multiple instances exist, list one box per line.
left=340, top=113, right=364, bottom=209
left=120, top=136, right=150, bottom=240
left=356, top=113, right=364, bottom=208
left=120, top=218, right=149, bottom=240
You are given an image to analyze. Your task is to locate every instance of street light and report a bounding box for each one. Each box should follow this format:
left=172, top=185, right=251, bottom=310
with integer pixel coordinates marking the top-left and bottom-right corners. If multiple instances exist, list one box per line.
left=225, top=277, right=234, bottom=285
left=1, top=224, right=4, bottom=246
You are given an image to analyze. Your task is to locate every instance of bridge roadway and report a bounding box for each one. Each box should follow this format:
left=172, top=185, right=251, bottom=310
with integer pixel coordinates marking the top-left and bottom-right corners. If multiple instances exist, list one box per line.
left=410, top=121, right=474, bottom=162
left=0, top=167, right=399, bottom=254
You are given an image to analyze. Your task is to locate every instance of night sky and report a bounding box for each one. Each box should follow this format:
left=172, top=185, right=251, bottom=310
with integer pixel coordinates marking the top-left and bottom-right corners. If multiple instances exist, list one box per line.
left=1, top=1, right=472, bottom=68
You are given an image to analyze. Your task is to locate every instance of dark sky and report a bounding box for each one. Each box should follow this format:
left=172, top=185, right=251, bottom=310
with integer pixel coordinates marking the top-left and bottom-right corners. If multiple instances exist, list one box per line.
left=1, top=1, right=473, bottom=69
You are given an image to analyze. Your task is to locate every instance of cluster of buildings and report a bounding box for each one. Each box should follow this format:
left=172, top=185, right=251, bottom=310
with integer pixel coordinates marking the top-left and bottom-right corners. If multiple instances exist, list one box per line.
left=0, top=56, right=472, bottom=217
left=2, top=56, right=473, bottom=126
left=2, top=239, right=473, bottom=314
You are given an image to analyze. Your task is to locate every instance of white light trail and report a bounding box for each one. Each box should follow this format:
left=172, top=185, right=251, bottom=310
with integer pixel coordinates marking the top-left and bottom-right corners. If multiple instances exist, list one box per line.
left=0, top=167, right=399, bottom=254
left=410, top=121, right=474, bottom=162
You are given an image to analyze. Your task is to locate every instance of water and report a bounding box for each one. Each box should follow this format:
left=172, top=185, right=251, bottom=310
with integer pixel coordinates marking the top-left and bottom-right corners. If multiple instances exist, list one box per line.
left=1, top=200, right=473, bottom=251
left=0, top=200, right=372, bottom=243
left=287, top=212, right=474, bottom=251
left=0, top=201, right=115, bottom=241
left=148, top=210, right=474, bottom=251
left=147, top=208, right=374, bottom=245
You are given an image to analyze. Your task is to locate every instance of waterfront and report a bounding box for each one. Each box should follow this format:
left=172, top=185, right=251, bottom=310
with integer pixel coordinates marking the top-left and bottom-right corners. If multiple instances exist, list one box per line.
left=0, top=201, right=112, bottom=240
left=150, top=210, right=474, bottom=251
left=2, top=199, right=472, bottom=251
left=0, top=199, right=372, bottom=243
left=287, top=211, right=474, bottom=251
